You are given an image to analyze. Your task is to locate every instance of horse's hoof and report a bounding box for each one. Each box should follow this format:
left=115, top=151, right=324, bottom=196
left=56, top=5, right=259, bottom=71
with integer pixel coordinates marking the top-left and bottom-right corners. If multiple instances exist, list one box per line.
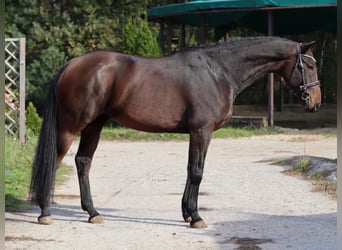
left=184, top=216, right=192, bottom=223
left=38, top=215, right=53, bottom=225
left=190, top=220, right=207, bottom=229
left=88, top=215, right=103, bottom=224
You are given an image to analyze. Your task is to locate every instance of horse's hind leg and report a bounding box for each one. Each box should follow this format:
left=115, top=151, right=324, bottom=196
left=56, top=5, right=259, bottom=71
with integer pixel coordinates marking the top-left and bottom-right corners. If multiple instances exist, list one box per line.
left=38, top=130, right=75, bottom=225
left=75, top=116, right=108, bottom=223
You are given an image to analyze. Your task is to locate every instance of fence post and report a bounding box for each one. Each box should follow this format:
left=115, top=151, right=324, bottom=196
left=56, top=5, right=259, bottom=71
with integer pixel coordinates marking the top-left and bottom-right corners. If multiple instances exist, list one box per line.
left=19, top=38, right=26, bottom=143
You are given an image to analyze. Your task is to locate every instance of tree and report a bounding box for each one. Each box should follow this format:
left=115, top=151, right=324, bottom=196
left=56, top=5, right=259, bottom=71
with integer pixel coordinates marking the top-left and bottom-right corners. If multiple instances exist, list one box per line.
left=28, top=46, right=67, bottom=111
left=122, top=17, right=161, bottom=57
left=5, top=0, right=162, bottom=113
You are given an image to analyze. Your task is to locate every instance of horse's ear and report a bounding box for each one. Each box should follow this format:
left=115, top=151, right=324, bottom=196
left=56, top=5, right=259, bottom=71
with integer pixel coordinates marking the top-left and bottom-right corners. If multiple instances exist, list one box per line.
left=301, top=41, right=317, bottom=53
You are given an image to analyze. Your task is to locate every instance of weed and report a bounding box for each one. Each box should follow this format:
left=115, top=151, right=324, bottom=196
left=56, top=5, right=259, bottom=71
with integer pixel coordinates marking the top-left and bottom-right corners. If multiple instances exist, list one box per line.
left=294, top=156, right=311, bottom=172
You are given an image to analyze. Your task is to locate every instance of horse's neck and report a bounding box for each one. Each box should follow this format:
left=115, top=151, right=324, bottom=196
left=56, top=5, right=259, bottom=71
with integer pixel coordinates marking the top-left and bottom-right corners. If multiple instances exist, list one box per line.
left=205, top=39, right=295, bottom=98
left=233, top=54, right=283, bottom=97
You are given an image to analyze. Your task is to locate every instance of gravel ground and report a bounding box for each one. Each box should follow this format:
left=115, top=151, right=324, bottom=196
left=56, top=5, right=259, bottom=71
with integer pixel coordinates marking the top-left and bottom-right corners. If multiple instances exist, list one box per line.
left=5, top=134, right=337, bottom=250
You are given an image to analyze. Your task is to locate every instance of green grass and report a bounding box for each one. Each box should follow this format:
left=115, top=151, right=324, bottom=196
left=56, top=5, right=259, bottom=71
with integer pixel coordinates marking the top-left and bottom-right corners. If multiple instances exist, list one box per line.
left=5, top=134, right=36, bottom=210
left=5, top=132, right=72, bottom=211
left=100, top=126, right=279, bottom=141
left=213, top=126, right=278, bottom=138
left=101, top=127, right=189, bottom=141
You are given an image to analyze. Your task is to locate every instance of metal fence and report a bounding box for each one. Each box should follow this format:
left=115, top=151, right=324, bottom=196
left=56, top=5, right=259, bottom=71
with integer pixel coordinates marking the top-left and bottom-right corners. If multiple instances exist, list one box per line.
left=5, top=38, right=26, bottom=143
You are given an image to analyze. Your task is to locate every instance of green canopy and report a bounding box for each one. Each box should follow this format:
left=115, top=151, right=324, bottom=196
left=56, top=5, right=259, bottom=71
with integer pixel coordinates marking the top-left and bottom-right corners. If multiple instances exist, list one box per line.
left=148, top=0, right=337, bottom=35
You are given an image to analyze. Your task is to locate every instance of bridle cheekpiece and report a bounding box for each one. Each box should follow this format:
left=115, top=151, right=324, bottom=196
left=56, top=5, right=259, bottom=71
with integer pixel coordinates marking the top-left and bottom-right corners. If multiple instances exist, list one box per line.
left=294, top=43, right=320, bottom=104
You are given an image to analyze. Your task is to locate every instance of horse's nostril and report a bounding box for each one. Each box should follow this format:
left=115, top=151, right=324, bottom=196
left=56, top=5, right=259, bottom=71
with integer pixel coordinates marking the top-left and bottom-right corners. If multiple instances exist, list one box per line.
left=301, top=92, right=310, bottom=100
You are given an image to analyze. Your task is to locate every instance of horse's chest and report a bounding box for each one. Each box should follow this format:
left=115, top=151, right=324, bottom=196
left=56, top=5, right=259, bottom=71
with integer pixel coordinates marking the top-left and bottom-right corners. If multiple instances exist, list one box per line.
left=212, top=104, right=233, bottom=130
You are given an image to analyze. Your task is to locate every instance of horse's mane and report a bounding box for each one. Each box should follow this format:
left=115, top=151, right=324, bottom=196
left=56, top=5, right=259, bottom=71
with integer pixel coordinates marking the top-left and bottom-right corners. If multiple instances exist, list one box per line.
left=77, top=37, right=294, bottom=61
left=179, top=36, right=293, bottom=54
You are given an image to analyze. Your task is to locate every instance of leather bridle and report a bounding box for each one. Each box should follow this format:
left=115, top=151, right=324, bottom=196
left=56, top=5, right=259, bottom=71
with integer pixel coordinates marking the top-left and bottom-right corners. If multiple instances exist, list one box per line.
left=292, top=43, right=320, bottom=105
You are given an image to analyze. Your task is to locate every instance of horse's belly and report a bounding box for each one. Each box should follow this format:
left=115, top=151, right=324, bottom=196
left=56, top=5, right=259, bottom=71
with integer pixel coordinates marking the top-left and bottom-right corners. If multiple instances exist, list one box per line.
left=111, top=105, right=188, bottom=133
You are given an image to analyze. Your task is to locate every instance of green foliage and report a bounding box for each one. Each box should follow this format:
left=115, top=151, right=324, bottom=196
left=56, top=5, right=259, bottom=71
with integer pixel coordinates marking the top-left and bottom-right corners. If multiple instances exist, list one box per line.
left=122, top=17, right=161, bottom=56
left=25, top=102, right=42, bottom=135
left=5, top=0, right=166, bottom=113
left=5, top=134, right=37, bottom=210
left=27, top=47, right=66, bottom=113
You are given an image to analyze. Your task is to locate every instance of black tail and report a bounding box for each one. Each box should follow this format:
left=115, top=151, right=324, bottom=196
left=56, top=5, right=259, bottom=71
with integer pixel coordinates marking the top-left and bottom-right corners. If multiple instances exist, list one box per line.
left=29, top=64, right=69, bottom=206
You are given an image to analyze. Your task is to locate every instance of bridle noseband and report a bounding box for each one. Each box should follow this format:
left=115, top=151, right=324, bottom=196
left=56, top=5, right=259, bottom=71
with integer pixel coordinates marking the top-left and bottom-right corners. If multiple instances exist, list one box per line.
left=293, top=43, right=320, bottom=104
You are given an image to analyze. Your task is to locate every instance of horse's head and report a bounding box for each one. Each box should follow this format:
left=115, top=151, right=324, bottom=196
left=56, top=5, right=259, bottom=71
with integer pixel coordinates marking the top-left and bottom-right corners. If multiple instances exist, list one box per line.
left=282, top=41, right=321, bottom=112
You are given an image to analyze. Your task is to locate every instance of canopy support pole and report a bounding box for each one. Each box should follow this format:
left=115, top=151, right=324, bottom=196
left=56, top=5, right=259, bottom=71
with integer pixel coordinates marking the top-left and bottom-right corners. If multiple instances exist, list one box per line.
left=200, top=14, right=206, bottom=44
left=267, top=10, right=274, bottom=127
left=159, top=21, right=165, bottom=55
left=167, top=20, right=173, bottom=55
left=181, top=24, right=186, bottom=49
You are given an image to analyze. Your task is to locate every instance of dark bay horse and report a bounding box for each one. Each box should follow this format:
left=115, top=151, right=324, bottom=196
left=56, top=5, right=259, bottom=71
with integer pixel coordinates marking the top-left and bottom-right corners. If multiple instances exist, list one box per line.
left=29, top=37, right=321, bottom=228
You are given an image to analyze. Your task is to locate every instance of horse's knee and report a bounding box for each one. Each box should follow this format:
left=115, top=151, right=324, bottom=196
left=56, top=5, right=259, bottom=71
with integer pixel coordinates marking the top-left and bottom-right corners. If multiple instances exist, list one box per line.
left=190, top=168, right=203, bottom=185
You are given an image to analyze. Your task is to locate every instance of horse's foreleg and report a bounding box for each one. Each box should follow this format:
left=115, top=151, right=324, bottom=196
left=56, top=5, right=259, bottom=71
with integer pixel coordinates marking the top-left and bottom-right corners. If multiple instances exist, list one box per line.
left=182, top=128, right=212, bottom=228
left=75, top=116, right=108, bottom=223
left=75, top=156, right=103, bottom=223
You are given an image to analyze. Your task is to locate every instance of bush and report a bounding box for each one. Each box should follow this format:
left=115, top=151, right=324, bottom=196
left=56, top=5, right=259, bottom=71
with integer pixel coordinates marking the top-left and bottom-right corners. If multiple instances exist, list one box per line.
left=122, top=17, right=161, bottom=57
left=26, top=102, right=42, bottom=135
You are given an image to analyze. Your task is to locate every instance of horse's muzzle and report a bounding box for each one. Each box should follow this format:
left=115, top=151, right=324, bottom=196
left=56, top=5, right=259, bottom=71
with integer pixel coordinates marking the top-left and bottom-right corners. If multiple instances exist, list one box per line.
left=305, top=103, right=321, bottom=112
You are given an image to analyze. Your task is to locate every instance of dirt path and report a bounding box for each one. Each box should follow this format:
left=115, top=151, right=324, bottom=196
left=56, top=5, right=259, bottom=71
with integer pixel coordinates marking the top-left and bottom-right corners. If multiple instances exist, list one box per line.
left=5, top=134, right=337, bottom=250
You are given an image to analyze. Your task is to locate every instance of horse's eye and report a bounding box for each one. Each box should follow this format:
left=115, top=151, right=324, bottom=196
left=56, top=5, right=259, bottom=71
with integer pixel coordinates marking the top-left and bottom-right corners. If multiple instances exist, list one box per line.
left=307, top=64, right=314, bottom=70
